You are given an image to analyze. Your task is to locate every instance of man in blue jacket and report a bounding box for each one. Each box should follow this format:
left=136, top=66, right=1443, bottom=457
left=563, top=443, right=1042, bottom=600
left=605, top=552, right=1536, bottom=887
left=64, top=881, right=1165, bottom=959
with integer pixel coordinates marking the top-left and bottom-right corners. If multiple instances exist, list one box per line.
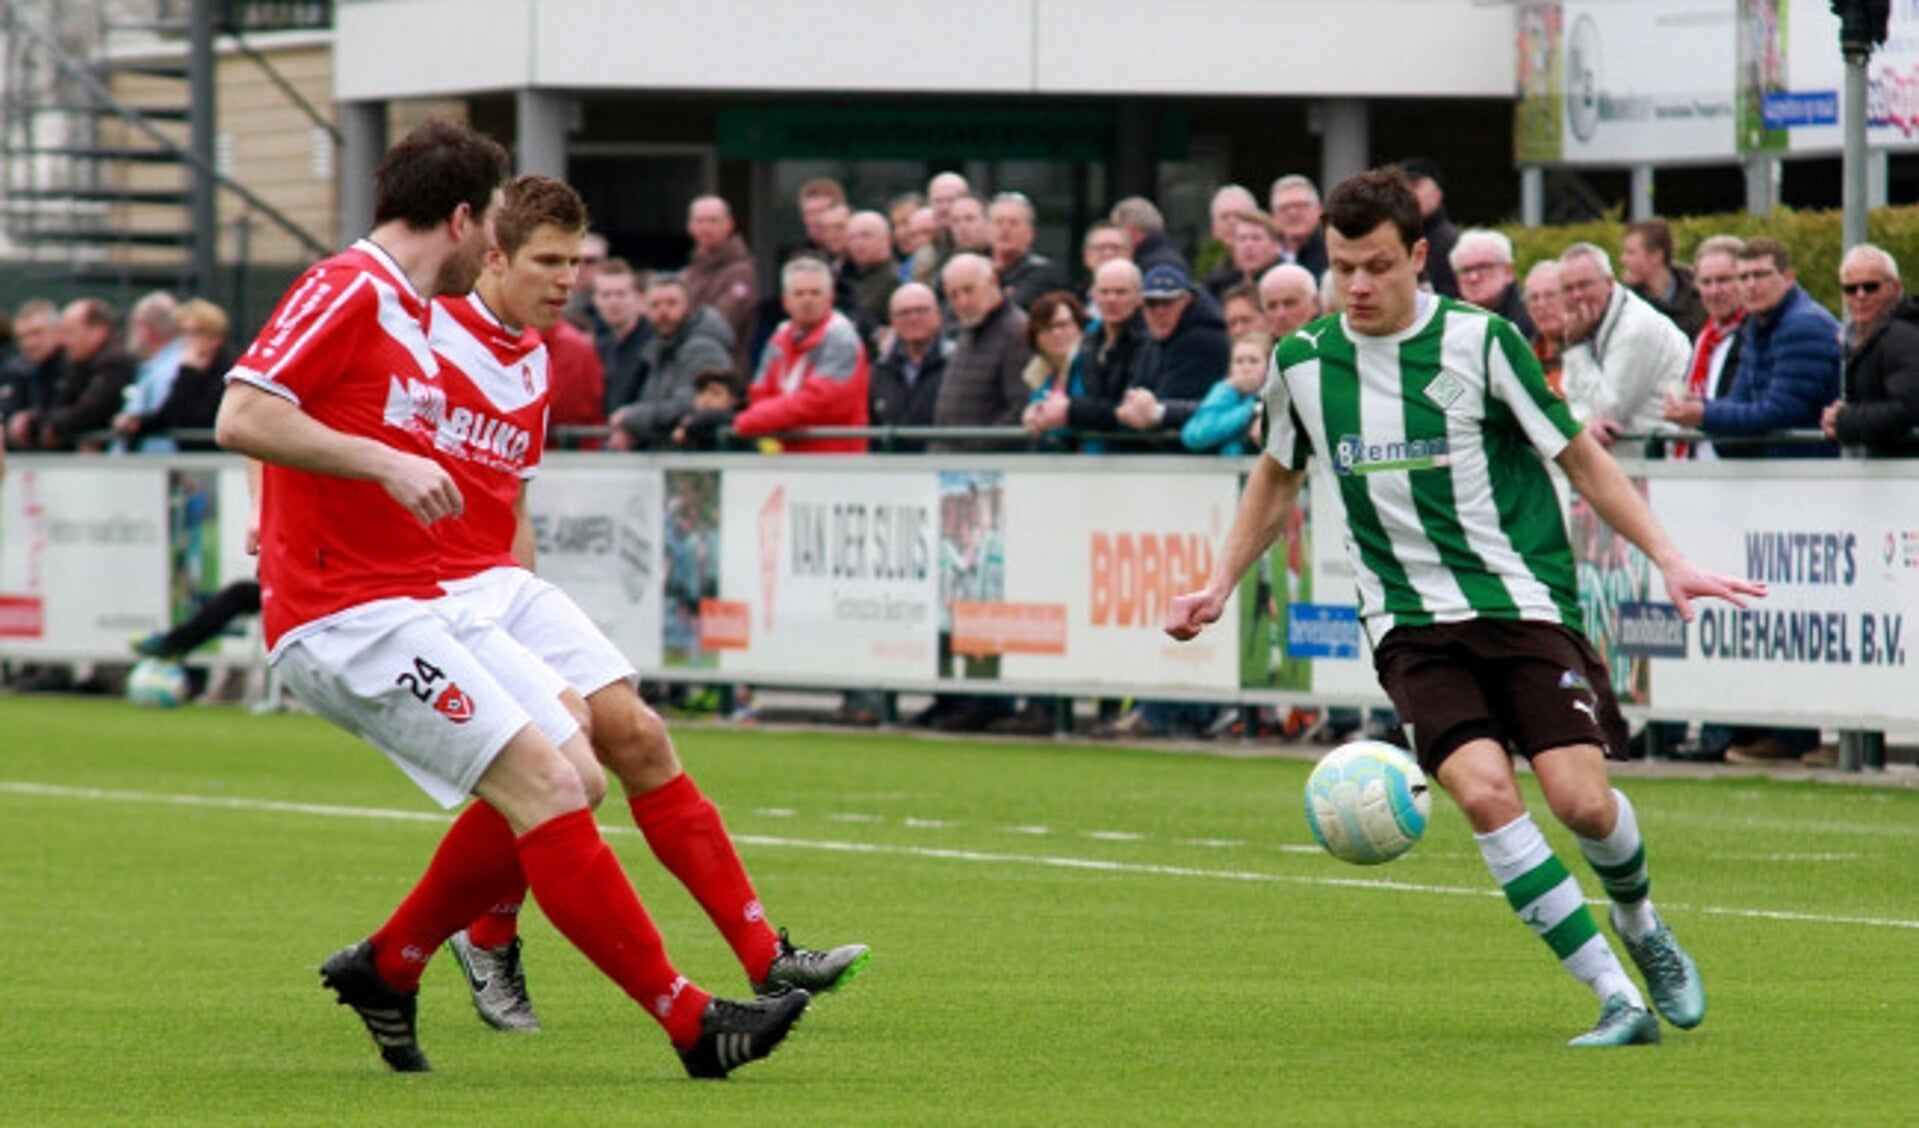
left=1664, top=237, right=1839, bottom=459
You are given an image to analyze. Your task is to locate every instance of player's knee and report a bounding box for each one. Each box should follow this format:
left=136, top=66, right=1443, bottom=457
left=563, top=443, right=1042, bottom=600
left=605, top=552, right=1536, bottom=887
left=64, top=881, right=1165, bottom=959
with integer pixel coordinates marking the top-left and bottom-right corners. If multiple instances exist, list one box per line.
left=1439, top=756, right=1525, bottom=831
left=592, top=690, right=680, bottom=784
left=569, top=742, right=609, bottom=809
left=519, top=744, right=590, bottom=815
left=1545, top=784, right=1614, bottom=839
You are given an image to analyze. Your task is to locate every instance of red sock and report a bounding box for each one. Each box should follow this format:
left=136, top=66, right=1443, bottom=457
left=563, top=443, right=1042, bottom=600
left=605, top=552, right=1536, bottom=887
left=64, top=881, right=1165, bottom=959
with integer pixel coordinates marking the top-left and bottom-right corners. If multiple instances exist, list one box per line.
left=517, top=808, right=711, bottom=1047
left=631, top=773, right=781, bottom=984
left=370, top=801, right=524, bottom=992
left=464, top=891, right=526, bottom=950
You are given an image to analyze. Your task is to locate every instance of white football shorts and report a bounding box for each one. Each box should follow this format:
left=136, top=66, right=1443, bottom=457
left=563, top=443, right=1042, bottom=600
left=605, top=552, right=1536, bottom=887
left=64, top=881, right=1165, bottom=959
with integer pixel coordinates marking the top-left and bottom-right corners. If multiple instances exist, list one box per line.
left=273, top=596, right=579, bottom=808
left=439, top=566, right=638, bottom=697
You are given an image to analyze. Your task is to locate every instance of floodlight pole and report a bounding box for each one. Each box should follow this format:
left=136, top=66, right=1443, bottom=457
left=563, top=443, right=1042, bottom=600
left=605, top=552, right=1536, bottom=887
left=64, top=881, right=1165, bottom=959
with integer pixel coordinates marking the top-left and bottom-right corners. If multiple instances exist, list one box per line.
left=189, top=0, right=218, bottom=298
left=1842, top=42, right=1870, bottom=253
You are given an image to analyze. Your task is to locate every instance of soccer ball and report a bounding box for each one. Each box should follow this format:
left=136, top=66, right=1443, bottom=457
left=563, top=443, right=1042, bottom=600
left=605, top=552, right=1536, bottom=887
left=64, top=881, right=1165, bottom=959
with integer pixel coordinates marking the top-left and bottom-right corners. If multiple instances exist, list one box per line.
left=127, top=658, right=190, bottom=709
left=1303, top=739, right=1431, bottom=865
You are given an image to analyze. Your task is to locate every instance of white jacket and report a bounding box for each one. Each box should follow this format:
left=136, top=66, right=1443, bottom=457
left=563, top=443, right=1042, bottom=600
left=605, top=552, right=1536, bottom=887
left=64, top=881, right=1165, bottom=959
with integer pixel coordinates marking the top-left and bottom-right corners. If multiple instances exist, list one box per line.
left=1560, top=283, right=1691, bottom=449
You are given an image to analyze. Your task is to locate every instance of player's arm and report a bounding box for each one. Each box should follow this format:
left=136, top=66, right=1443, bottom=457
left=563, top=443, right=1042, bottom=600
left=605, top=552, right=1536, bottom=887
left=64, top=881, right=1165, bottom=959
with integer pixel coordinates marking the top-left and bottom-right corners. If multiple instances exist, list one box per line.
left=215, top=381, right=463, bottom=525
left=1554, top=428, right=1765, bottom=619
left=1164, top=454, right=1306, bottom=641
left=511, top=482, right=536, bottom=571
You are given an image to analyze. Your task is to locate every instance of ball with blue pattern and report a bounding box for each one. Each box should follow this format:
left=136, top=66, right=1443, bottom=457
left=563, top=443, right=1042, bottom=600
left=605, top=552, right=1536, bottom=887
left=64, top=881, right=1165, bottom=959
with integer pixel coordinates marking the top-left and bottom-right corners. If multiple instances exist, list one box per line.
left=1303, top=739, right=1430, bottom=865
left=126, top=658, right=190, bottom=709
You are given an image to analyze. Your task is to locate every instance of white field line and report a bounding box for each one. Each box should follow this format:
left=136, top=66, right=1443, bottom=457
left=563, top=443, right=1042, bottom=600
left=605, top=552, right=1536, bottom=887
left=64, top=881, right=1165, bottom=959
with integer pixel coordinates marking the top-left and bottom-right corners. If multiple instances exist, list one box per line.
left=4, top=780, right=1915, bottom=931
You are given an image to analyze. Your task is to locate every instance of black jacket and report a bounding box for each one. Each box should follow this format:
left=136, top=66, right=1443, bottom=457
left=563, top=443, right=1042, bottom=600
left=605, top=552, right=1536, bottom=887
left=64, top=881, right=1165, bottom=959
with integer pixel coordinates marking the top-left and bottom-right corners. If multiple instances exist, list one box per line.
left=597, top=321, right=654, bottom=418
left=125, top=343, right=241, bottom=450
left=1631, top=265, right=1709, bottom=340
left=1287, top=229, right=1328, bottom=279
left=1836, top=298, right=1919, bottom=456
left=997, top=252, right=1068, bottom=311
left=1132, top=231, right=1189, bottom=277
left=1421, top=209, right=1460, bottom=298
left=0, top=347, right=60, bottom=423
left=46, top=344, right=135, bottom=444
left=868, top=336, right=952, bottom=451
left=1138, top=290, right=1232, bottom=432
left=1490, top=282, right=1536, bottom=339
left=1067, top=312, right=1150, bottom=432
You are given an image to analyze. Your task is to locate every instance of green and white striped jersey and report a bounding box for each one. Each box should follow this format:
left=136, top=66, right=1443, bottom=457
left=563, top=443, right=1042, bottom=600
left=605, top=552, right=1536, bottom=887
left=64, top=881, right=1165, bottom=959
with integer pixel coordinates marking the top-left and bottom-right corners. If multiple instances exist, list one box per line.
left=1264, top=295, right=1583, bottom=635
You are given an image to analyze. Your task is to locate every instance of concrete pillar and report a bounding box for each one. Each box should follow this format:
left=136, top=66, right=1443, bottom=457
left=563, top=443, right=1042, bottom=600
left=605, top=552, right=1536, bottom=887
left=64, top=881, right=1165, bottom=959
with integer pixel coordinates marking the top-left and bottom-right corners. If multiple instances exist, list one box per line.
left=515, top=88, right=569, bottom=178
left=749, top=159, right=778, bottom=300
left=1520, top=165, right=1545, bottom=227
left=1112, top=99, right=1157, bottom=201
left=1319, top=98, right=1369, bottom=189
left=1744, top=153, right=1779, bottom=215
left=1630, top=165, right=1654, bottom=220
left=337, top=99, right=387, bottom=245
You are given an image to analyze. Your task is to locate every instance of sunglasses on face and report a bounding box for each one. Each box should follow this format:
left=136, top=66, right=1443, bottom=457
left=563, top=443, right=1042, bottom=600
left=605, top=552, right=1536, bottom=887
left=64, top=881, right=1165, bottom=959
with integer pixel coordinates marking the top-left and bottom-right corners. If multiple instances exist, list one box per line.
left=1841, top=281, right=1885, bottom=297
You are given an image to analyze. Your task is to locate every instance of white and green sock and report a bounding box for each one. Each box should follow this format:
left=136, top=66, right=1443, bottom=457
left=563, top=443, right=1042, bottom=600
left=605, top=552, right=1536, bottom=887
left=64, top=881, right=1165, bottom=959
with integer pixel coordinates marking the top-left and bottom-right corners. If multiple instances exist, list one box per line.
left=1575, top=788, right=1658, bottom=943
left=1476, top=812, right=1642, bottom=1006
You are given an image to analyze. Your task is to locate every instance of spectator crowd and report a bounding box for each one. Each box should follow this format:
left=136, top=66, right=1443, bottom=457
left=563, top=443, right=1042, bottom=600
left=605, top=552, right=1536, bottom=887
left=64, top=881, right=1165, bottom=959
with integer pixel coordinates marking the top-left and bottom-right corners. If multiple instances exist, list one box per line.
left=4, top=160, right=1915, bottom=758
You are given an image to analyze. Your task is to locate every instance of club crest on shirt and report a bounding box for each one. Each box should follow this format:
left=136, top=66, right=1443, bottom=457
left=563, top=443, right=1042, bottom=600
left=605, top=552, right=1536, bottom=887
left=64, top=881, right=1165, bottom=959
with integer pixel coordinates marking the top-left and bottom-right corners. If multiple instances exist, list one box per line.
left=520, top=362, right=535, bottom=396
left=383, top=374, right=447, bottom=436
left=433, top=683, right=474, bottom=724
left=1423, top=372, right=1465, bottom=410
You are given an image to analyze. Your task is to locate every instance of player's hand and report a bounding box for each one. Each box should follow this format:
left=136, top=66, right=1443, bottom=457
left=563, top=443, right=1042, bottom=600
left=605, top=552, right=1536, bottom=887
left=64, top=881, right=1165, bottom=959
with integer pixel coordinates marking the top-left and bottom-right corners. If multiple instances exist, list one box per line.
left=1164, top=588, right=1227, bottom=641
left=380, top=452, right=464, bottom=525
left=1660, top=558, right=1766, bottom=622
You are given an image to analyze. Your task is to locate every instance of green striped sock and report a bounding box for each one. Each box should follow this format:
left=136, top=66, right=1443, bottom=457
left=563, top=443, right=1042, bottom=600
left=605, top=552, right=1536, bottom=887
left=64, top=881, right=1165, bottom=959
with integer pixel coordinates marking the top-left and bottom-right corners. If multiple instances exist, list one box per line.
left=1478, top=813, right=1639, bottom=1004
left=1577, top=789, right=1658, bottom=940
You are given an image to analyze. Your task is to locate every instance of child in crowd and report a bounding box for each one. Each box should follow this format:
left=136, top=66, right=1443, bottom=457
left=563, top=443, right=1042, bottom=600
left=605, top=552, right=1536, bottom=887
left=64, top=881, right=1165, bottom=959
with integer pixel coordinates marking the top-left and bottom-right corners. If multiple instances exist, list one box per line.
left=671, top=367, right=744, bottom=449
left=1180, top=331, right=1273, bottom=455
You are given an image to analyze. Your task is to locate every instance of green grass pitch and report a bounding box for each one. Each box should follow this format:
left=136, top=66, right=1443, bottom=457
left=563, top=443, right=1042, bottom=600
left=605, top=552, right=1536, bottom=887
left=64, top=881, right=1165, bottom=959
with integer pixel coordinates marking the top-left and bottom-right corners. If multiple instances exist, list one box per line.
left=1, top=696, right=1914, bottom=1125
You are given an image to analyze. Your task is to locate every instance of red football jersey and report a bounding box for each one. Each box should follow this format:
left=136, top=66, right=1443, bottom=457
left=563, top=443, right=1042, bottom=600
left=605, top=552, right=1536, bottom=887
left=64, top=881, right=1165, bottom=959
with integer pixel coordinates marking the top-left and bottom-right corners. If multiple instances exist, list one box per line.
left=427, top=293, right=549, bottom=581
left=226, top=240, right=448, bottom=650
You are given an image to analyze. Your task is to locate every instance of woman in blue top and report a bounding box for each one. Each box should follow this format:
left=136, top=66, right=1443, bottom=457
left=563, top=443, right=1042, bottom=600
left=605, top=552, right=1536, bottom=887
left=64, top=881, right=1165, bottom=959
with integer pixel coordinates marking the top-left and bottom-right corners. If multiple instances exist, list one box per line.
left=1019, top=291, right=1092, bottom=451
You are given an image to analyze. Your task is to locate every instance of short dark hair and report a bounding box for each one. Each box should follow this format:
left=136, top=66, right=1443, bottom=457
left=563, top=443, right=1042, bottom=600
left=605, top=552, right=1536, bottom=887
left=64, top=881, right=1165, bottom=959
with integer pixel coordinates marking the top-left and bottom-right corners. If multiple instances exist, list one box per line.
left=493, top=175, right=588, bottom=259
left=69, top=297, right=116, bottom=330
left=645, top=271, right=691, bottom=297
left=692, top=367, right=737, bottom=394
left=1739, top=236, right=1792, bottom=273
left=1624, top=218, right=1675, bottom=267
left=798, top=177, right=846, bottom=208
left=1325, top=167, right=1423, bottom=251
left=1220, top=282, right=1258, bottom=310
left=372, top=119, right=512, bottom=231
left=1023, top=290, right=1088, bottom=351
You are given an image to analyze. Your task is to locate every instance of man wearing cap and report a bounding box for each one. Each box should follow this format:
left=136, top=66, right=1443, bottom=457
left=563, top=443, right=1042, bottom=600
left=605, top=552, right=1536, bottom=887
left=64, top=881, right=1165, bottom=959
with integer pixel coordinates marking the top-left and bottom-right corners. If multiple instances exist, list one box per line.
left=1400, top=158, right=1460, bottom=297
left=1114, top=262, right=1232, bottom=439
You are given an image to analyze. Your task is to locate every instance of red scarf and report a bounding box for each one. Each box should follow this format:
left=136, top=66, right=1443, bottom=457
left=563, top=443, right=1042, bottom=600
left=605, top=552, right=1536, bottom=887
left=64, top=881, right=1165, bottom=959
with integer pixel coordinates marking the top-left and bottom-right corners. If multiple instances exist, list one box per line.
left=1675, top=311, right=1743, bottom=458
